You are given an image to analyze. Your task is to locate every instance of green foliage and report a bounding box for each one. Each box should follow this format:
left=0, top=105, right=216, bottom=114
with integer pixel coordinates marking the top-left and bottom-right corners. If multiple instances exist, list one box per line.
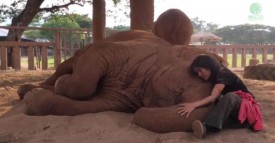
left=41, top=15, right=80, bottom=41
left=0, top=15, right=5, bottom=23
left=112, top=25, right=130, bottom=31
left=191, top=17, right=206, bottom=33
left=191, top=17, right=219, bottom=33
left=23, top=30, right=46, bottom=40
left=23, top=13, right=91, bottom=41
left=215, top=24, right=275, bottom=45
left=112, top=0, right=121, bottom=5
left=0, top=0, right=26, bottom=20
left=0, top=0, right=92, bottom=24
left=68, top=14, right=92, bottom=29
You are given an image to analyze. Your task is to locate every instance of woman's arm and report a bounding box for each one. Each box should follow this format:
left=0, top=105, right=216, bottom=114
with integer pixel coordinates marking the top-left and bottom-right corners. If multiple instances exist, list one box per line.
left=177, top=84, right=225, bottom=118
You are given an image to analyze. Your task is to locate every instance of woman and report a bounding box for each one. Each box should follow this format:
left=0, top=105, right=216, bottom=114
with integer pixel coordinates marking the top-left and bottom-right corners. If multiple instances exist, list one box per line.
left=177, top=54, right=263, bottom=139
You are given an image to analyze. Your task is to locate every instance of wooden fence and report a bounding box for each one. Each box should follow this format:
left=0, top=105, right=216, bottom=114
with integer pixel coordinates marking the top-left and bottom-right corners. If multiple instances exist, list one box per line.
left=0, top=26, right=91, bottom=70
left=196, top=45, right=275, bottom=67
left=1, top=26, right=275, bottom=70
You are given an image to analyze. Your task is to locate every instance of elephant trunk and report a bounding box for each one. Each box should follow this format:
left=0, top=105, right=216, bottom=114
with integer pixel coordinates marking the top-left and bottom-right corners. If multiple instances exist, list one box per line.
left=133, top=105, right=212, bottom=133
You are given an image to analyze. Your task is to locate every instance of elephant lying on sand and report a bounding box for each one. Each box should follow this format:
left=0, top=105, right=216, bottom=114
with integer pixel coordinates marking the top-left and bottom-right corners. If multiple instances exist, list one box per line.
left=19, top=30, right=223, bottom=133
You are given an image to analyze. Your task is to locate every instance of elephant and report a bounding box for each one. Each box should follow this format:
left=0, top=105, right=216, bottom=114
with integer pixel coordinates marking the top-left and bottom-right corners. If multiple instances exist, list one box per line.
left=18, top=30, right=224, bottom=133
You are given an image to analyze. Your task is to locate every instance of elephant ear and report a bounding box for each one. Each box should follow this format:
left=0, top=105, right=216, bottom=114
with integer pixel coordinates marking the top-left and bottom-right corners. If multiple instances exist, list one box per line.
left=212, top=53, right=229, bottom=67
left=176, top=45, right=228, bottom=67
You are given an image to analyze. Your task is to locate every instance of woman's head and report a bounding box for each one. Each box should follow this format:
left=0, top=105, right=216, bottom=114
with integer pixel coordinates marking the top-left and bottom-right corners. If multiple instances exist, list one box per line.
left=190, top=54, right=220, bottom=81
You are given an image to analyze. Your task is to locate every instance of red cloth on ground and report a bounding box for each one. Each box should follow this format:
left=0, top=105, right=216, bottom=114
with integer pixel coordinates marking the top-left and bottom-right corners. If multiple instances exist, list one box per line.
left=234, top=90, right=263, bottom=131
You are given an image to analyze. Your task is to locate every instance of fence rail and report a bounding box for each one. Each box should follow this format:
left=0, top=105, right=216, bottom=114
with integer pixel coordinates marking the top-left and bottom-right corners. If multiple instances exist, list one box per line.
left=1, top=26, right=275, bottom=70
left=195, top=45, right=275, bottom=67
left=0, top=26, right=91, bottom=70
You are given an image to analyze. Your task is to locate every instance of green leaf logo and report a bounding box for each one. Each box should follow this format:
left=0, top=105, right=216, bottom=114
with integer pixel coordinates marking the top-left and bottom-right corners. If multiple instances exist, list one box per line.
left=250, top=3, right=261, bottom=15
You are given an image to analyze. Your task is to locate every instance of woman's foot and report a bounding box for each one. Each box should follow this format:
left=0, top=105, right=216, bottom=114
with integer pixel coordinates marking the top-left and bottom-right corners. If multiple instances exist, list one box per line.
left=192, top=120, right=207, bottom=139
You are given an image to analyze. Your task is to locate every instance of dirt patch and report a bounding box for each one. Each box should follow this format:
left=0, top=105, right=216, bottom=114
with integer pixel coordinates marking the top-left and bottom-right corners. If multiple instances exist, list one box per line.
left=0, top=70, right=274, bottom=143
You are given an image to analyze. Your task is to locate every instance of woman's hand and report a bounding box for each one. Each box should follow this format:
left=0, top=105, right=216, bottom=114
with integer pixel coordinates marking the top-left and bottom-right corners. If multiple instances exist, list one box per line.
left=177, top=103, right=197, bottom=118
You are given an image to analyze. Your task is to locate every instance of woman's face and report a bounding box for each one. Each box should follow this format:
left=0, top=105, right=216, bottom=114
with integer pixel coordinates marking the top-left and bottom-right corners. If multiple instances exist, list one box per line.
left=194, top=67, right=211, bottom=80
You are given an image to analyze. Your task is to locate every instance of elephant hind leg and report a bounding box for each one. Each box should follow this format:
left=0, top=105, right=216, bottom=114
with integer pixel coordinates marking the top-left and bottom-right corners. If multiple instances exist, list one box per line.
left=54, top=68, right=103, bottom=100
left=17, top=84, right=54, bottom=100
left=23, top=88, right=129, bottom=115
left=55, top=49, right=106, bottom=100
left=17, top=57, right=74, bottom=100
left=42, top=57, right=74, bottom=85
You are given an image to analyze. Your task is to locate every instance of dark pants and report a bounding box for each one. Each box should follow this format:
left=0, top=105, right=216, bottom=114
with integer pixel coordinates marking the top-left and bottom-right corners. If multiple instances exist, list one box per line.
left=203, top=92, right=246, bottom=131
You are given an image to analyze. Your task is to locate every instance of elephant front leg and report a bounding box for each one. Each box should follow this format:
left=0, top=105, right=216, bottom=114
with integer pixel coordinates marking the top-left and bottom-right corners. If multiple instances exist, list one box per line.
left=23, top=88, right=125, bottom=115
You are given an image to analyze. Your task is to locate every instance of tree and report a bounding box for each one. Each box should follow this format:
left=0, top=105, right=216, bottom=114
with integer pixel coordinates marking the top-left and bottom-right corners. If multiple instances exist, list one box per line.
left=92, top=0, right=105, bottom=42
left=112, top=25, right=130, bottom=31
left=191, top=17, right=219, bottom=33
left=191, top=17, right=206, bottom=33
left=92, top=0, right=122, bottom=42
left=0, top=15, right=5, bottom=23
left=70, top=14, right=92, bottom=29
left=268, top=27, right=275, bottom=44
left=23, top=14, right=91, bottom=41
left=0, top=0, right=88, bottom=67
left=215, top=24, right=275, bottom=45
left=205, top=22, right=219, bottom=33
left=23, top=29, right=45, bottom=40
left=41, top=15, right=80, bottom=40
left=130, top=0, right=154, bottom=31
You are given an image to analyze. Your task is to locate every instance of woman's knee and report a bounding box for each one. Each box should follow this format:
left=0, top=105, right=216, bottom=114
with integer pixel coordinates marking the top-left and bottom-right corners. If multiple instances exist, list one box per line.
left=221, top=92, right=241, bottom=105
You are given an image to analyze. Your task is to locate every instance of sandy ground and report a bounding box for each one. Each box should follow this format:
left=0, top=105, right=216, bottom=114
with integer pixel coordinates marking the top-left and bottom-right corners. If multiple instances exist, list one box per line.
left=0, top=70, right=274, bottom=143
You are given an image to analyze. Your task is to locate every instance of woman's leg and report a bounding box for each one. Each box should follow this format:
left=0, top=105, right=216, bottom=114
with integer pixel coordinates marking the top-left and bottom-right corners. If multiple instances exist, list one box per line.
left=203, top=92, right=242, bottom=130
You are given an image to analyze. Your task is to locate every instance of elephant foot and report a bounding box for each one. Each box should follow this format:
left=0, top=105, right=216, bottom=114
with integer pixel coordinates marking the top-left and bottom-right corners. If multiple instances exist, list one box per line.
left=18, top=84, right=55, bottom=100
left=17, top=84, right=39, bottom=100
left=23, top=88, right=57, bottom=115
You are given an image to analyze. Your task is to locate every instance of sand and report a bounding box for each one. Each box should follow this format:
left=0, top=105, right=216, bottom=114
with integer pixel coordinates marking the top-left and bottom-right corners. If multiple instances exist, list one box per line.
left=0, top=70, right=274, bottom=143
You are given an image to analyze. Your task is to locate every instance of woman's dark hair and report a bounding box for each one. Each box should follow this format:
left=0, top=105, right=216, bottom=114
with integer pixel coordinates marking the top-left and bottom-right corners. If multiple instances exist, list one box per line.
left=190, top=54, right=222, bottom=81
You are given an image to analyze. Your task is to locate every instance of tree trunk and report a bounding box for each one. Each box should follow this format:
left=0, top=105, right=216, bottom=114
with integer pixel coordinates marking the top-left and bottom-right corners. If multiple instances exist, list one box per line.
left=92, top=0, right=106, bottom=42
left=6, top=0, right=44, bottom=67
left=130, top=0, right=154, bottom=31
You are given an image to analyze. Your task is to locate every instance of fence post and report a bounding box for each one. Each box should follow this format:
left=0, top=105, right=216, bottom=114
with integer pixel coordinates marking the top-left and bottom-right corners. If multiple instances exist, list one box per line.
left=28, top=46, right=35, bottom=70
left=241, top=48, right=246, bottom=67
left=54, top=30, right=62, bottom=69
left=213, top=48, right=218, bottom=55
left=252, top=48, right=257, bottom=59
left=42, top=46, right=48, bottom=70
left=0, top=46, right=7, bottom=70
left=222, top=48, right=228, bottom=62
left=13, top=46, right=21, bottom=70
left=232, top=48, right=237, bottom=67
left=70, top=31, right=74, bottom=56
left=262, top=47, right=267, bottom=63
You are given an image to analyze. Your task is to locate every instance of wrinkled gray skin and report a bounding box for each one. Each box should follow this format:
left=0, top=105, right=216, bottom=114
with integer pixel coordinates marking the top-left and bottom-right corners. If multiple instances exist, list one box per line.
left=20, top=30, right=219, bottom=133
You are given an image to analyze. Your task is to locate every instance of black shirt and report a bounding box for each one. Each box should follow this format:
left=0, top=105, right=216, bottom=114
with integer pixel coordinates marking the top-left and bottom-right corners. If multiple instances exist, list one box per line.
left=213, top=68, right=254, bottom=97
